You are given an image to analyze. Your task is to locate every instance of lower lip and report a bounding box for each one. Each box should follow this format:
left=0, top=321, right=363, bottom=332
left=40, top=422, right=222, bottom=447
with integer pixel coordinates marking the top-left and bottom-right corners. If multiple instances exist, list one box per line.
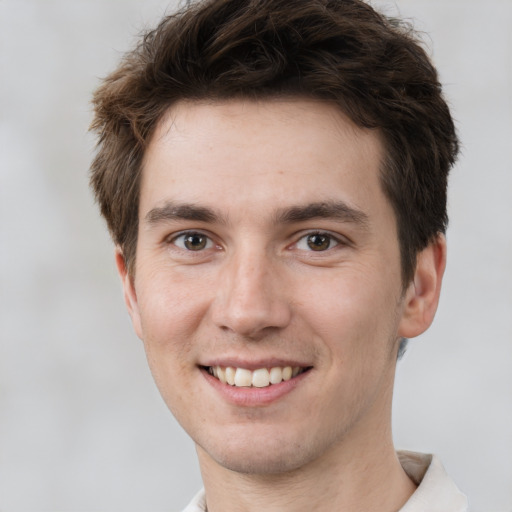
left=201, top=368, right=310, bottom=407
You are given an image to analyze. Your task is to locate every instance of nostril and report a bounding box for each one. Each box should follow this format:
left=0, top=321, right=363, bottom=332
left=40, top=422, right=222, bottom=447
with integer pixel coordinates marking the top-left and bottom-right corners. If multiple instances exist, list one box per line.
left=212, top=300, right=292, bottom=337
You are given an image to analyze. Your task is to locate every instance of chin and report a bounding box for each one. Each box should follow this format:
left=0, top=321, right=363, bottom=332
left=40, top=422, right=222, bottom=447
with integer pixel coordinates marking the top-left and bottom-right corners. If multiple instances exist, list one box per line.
left=213, top=449, right=309, bottom=475
left=196, top=428, right=327, bottom=475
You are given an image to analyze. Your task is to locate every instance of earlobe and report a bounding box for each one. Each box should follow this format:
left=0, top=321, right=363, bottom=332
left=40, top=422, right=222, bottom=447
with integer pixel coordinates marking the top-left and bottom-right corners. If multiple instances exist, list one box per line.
left=398, top=235, right=447, bottom=339
left=115, top=248, right=143, bottom=339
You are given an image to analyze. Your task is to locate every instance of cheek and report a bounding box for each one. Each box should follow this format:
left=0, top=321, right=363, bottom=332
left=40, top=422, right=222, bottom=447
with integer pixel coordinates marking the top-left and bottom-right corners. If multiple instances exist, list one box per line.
left=135, top=269, right=211, bottom=359
left=134, top=273, right=212, bottom=419
left=296, top=267, right=401, bottom=364
left=299, top=267, right=390, bottom=330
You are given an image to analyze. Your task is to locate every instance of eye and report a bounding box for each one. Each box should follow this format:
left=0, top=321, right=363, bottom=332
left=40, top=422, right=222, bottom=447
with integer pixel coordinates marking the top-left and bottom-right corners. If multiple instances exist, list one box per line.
left=296, top=232, right=340, bottom=252
left=172, top=232, right=214, bottom=251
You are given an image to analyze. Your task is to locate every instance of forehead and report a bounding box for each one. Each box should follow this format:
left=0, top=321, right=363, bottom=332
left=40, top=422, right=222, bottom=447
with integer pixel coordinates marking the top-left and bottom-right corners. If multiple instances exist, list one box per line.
left=140, top=98, right=389, bottom=223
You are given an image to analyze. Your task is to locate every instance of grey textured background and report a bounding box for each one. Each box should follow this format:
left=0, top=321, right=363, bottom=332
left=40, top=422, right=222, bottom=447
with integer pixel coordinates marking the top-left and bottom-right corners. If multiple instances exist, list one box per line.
left=1, top=1, right=511, bottom=510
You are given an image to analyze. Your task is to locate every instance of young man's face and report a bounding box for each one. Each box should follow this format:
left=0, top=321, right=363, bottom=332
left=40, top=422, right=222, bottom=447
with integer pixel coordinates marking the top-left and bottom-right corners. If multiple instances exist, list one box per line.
left=119, top=99, right=416, bottom=474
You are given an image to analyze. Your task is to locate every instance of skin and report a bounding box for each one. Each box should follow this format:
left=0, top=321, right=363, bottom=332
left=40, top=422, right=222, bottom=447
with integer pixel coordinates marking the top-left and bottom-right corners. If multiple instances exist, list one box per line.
left=116, top=98, right=446, bottom=512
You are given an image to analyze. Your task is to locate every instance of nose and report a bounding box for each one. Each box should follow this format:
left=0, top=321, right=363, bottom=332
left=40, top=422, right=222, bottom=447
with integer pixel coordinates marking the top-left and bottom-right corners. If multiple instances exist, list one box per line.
left=211, top=249, right=292, bottom=339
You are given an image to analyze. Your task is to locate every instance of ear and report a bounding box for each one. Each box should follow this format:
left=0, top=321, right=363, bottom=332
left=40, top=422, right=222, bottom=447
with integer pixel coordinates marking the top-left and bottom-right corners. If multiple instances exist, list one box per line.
left=398, top=234, right=447, bottom=339
left=115, top=247, right=143, bottom=340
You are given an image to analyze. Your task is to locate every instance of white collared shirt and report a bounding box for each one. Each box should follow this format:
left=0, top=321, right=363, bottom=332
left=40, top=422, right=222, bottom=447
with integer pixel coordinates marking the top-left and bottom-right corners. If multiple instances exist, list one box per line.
left=398, top=451, right=468, bottom=511
left=181, top=451, right=469, bottom=512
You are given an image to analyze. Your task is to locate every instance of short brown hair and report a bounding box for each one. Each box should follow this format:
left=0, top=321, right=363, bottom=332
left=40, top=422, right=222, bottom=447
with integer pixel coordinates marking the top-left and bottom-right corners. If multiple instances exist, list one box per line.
left=90, top=0, right=458, bottom=283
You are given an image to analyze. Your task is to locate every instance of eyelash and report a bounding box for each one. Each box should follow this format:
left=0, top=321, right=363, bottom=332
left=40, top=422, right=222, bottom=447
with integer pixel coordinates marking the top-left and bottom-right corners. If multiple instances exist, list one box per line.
left=167, top=230, right=346, bottom=253
left=293, top=231, right=345, bottom=252
left=169, top=231, right=216, bottom=252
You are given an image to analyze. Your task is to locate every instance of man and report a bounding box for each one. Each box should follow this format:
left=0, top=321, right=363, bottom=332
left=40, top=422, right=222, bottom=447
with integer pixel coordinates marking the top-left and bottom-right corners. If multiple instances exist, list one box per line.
left=90, top=0, right=468, bottom=510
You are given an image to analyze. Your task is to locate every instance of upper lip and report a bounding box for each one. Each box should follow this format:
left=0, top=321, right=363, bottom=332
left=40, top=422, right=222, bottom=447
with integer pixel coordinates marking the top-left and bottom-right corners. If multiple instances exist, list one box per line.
left=199, top=358, right=311, bottom=371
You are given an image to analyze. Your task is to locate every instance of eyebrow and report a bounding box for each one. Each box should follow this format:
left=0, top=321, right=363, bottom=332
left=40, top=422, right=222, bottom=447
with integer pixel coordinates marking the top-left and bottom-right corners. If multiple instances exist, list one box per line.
left=144, top=200, right=369, bottom=229
left=145, top=202, right=222, bottom=225
left=275, top=201, right=370, bottom=229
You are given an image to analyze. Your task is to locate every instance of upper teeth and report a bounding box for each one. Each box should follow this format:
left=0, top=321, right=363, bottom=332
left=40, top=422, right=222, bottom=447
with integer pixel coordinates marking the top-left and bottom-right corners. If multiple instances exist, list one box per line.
left=209, top=366, right=303, bottom=387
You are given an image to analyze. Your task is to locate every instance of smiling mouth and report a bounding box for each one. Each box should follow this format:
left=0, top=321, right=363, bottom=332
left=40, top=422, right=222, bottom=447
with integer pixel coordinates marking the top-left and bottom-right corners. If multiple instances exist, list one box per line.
left=203, top=365, right=311, bottom=388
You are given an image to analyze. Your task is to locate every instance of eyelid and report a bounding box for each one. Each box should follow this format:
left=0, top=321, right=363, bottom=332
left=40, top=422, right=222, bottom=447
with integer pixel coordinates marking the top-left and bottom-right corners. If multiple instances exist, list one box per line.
left=163, top=228, right=350, bottom=252
left=292, top=230, right=350, bottom=251
left=166, top=229, right=218, bottom=250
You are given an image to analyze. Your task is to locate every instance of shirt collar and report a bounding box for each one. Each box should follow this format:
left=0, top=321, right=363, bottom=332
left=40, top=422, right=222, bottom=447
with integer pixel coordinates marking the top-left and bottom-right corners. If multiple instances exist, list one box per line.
left=397, top=451, right=469, bottom=512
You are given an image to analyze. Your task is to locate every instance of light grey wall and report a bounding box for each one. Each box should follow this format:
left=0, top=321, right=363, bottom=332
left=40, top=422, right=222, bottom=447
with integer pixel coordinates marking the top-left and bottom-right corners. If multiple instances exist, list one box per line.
left=0, top=1, right=510, bottom=510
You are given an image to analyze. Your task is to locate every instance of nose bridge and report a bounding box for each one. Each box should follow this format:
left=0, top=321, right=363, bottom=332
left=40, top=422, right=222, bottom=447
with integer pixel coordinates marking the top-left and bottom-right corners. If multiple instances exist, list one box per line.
left=212, top=242, right=290, bottom=336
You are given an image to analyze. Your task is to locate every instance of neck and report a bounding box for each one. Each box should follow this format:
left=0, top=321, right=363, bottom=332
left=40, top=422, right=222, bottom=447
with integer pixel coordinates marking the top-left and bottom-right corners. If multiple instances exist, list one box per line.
left=196, top=383, right=416, bottom=512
